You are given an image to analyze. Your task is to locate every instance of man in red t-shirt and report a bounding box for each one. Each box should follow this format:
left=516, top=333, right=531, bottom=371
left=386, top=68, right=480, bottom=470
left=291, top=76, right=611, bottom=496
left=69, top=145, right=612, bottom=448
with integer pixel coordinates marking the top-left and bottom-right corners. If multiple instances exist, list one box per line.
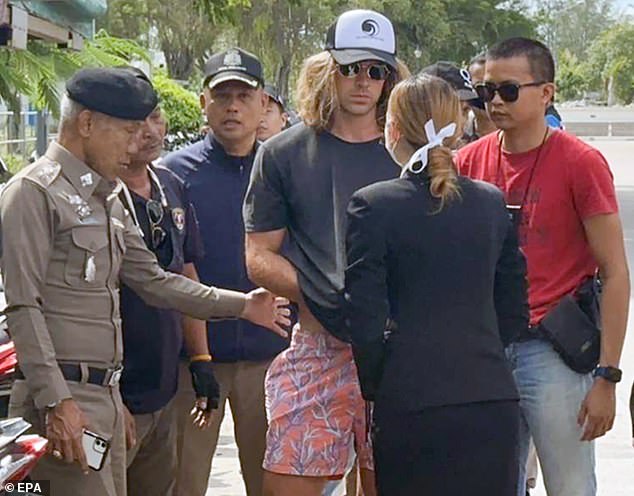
left=456, top=38, right=629, bottom=496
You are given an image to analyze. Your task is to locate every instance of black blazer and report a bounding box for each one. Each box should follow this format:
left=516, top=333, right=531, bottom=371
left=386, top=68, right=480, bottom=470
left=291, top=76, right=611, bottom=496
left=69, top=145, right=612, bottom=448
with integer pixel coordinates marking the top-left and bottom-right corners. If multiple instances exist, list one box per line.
left=344, top=172, right=528, bottom=411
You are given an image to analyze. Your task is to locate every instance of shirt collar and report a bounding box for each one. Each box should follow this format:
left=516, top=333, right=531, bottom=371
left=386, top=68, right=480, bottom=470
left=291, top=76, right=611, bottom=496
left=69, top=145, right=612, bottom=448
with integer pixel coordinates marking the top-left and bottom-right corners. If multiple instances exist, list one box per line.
left=204, top=132, right=259, bottom=163
left=45, top=141, right=109, bottom=201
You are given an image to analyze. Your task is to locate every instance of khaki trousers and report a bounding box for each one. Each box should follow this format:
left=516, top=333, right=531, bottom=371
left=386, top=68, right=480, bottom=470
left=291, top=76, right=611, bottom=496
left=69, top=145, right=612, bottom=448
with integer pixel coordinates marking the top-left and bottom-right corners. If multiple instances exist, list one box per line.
left=174, top=359, right=271, bottom=496
left=126, top=397, right=178, bottom=496
left=9, top=379, right=126, bottom=496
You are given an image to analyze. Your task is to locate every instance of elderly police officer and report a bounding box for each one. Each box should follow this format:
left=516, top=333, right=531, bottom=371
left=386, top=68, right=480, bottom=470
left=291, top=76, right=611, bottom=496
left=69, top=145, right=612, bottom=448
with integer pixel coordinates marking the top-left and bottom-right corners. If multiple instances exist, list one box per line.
left=0, top=67, right=289, bottom=496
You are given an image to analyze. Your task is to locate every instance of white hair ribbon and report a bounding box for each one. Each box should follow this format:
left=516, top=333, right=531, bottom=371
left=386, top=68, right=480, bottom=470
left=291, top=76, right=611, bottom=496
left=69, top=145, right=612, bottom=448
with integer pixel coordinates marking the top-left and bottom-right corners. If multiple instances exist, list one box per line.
left=400, top=119, right=456, bottom=177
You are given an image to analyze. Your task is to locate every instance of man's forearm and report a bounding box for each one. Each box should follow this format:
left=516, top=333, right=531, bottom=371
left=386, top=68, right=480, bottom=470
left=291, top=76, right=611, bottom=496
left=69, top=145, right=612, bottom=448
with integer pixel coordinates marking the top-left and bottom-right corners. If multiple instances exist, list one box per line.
left=247, top=248, right=302, bottom=303
left=599, top=271, right=630, bottom=367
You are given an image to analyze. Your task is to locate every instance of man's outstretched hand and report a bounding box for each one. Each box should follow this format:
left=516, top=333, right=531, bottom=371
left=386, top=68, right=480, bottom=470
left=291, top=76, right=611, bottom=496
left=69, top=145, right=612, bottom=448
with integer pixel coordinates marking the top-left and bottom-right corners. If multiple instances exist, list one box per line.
left=241, top=288, right=291, bottom=337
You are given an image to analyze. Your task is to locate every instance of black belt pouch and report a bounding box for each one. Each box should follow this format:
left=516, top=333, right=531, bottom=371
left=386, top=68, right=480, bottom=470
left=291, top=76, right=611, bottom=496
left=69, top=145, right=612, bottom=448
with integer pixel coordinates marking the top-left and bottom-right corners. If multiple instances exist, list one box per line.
left=539, top=277, right=601, bottom=374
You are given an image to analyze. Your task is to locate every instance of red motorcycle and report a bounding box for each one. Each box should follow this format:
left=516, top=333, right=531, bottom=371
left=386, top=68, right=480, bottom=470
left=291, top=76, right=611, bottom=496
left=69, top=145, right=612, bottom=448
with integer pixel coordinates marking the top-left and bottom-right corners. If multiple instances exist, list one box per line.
left=0, top=305, right=48, bottom=494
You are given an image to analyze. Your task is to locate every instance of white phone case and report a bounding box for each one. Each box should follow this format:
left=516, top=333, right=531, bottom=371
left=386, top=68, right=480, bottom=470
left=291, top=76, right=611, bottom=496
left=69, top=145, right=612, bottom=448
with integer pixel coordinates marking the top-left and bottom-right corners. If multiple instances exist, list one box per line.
left=81, top=430, right=110, bottom=471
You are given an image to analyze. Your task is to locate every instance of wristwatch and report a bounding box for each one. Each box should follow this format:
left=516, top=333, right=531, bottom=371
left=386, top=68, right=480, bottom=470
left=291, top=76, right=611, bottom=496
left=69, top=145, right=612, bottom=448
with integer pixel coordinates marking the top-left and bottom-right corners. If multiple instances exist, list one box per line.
left=593, top=366, right=622, bottom=383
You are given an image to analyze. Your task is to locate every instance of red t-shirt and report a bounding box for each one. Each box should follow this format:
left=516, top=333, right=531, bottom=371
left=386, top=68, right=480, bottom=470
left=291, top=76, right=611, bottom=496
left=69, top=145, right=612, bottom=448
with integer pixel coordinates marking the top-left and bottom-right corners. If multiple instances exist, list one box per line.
left=456, top=130, right=618, bottom=325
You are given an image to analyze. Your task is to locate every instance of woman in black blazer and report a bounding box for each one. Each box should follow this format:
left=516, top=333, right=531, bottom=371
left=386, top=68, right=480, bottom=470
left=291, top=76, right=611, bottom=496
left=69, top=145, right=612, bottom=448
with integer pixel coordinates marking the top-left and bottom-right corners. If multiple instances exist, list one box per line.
left=344, top=74, right=529, bottom=495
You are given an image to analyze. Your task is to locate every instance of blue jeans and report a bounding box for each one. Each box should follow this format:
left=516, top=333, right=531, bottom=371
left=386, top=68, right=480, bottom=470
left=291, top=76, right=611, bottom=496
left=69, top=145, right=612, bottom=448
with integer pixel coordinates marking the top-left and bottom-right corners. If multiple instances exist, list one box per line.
left=506, top=339, right=596, bottom=496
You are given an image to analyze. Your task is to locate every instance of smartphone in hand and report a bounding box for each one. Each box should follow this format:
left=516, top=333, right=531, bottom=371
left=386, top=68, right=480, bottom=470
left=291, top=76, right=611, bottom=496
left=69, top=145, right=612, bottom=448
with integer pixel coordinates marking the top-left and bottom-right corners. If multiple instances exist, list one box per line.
left=81, top=429, right=110, bottom=471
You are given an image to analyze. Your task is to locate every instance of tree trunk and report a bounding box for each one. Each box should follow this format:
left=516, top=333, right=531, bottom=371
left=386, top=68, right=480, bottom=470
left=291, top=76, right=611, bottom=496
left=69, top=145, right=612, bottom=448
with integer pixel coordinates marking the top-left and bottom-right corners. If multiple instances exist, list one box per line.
left=607, top=74, right=616, bottom=106
left=162, top=42, right=194, bottom=80
left=276, top=56, right=292, bottom=101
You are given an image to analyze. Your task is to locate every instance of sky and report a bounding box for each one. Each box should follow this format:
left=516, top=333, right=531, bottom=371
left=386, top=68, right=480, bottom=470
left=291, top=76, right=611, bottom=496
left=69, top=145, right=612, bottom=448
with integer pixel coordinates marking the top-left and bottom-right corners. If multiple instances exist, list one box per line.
left=614, top=0, right=634, bottom=14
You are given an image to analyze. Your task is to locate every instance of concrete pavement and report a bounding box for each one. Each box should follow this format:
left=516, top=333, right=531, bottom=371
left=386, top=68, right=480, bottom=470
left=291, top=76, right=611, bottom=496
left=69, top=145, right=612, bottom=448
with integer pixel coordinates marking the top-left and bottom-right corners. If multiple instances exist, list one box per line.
left=206, top=139, right=634, bottom=496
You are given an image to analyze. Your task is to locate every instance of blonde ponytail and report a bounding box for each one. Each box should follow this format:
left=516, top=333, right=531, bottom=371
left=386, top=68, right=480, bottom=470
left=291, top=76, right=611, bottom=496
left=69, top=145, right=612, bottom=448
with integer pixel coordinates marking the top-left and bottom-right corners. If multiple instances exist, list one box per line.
left=388, top=74, right=462, bottom=211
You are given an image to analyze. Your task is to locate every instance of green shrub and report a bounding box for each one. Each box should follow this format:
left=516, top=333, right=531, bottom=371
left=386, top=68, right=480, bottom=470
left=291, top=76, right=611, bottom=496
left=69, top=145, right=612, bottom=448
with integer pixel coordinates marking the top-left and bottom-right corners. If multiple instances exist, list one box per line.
left=153, top=71, right=202, bottom=149
left=0, top=153, right=27, bottom=176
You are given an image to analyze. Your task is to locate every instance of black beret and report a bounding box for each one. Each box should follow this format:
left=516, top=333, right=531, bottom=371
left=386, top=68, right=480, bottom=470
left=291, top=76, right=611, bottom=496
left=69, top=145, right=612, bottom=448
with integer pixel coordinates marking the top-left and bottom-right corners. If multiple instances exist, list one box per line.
left=66, top=68, right=158, bottom=120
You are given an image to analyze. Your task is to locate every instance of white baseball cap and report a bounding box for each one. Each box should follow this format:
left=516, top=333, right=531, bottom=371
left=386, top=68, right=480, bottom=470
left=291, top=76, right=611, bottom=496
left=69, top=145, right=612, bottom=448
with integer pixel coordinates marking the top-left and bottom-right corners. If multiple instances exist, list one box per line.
left=325, top=10, right=397, bottom=68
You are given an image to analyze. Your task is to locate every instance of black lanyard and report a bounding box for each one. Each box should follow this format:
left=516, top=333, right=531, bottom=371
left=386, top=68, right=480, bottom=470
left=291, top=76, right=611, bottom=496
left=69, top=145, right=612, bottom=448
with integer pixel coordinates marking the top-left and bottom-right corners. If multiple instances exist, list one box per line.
left=496, top=127, right=549, bottom=209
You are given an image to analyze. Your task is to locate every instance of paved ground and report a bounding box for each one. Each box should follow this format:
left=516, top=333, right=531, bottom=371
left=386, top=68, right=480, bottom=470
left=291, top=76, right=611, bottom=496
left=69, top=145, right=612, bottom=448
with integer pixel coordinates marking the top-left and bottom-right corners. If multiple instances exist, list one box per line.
left=206, top=139, right=634, bottom=496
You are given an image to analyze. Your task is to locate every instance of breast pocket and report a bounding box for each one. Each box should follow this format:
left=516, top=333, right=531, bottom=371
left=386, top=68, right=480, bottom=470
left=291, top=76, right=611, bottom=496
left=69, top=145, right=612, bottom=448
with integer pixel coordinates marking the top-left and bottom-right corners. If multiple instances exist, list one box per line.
left=64, top=227, right=110, bottom=287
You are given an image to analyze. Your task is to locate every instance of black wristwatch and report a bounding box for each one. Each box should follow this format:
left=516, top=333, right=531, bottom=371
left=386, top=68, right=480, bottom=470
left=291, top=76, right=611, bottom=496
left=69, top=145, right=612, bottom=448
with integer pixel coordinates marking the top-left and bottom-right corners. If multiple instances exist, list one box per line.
left=593, top=366, right=622, bottom=383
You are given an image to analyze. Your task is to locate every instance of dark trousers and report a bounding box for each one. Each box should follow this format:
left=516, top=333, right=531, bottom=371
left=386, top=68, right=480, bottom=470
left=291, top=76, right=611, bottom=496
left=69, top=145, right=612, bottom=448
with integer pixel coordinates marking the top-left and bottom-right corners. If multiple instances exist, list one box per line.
left=373, top=400, right=519, bottom=496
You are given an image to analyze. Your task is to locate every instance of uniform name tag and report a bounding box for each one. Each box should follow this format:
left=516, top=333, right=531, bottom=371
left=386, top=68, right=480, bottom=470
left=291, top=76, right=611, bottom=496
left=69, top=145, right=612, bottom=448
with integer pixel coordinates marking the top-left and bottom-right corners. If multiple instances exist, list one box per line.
left=84, top=255, right=96, bottom=283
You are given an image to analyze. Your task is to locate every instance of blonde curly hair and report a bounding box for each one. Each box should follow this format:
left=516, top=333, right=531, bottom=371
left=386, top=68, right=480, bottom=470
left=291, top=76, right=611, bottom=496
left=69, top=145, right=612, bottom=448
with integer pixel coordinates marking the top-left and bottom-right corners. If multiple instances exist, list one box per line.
left=295, top=51, right=410, bottom=131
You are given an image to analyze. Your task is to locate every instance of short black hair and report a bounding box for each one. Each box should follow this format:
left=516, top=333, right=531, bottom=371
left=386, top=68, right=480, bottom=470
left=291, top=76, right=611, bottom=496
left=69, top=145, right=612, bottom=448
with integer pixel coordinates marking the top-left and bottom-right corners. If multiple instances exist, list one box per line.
left=487, top=37, right=555, bottom=83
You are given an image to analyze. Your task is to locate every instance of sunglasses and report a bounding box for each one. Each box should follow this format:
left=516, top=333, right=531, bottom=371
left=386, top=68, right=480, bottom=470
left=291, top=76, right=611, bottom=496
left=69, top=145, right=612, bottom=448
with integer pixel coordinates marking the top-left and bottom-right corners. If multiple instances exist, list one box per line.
left=474, top=81, right=547, bottom=103
left=146, top=199, right=167, bottom=250
left=337, top=62, right=391, bottom=81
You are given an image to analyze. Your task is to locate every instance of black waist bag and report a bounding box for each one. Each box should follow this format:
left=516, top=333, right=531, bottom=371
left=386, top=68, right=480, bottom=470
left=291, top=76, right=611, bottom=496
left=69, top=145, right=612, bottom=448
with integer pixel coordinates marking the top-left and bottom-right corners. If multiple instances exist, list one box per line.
left=539, top=277, right=601, bottom=374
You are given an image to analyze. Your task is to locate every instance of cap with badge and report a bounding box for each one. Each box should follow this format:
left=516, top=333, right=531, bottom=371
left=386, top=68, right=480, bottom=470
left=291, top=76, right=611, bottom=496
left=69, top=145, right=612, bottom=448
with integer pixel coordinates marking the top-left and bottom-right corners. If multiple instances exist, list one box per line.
left=326, top=9, right=397, bottom=69
left=420, top=61, right=478, bottom=102
left=66, top=67, right=158, bottom=120
left=203, top=48, right=264, bottom=90
left=263, top=84, right=286, bottom=111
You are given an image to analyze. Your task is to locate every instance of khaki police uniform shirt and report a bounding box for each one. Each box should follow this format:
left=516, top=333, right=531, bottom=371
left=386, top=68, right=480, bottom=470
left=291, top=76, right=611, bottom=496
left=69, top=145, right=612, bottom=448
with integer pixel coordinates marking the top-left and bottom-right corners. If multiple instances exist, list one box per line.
left=0, top=142, right=246, bottom=410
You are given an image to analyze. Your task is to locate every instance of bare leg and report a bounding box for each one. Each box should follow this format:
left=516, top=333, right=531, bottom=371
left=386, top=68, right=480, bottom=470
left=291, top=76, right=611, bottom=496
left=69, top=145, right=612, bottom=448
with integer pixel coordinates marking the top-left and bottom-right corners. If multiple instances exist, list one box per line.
left=345, top=461, right=358, bottom=495
left=263, top=471, right=328, bottom=496
left=359, top=468, right=376, bottom=496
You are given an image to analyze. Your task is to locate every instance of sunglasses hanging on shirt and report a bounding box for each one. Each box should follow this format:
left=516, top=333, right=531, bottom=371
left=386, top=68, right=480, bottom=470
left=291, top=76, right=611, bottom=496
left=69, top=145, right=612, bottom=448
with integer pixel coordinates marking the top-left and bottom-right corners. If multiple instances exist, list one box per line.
left=120, top=165, right=169, bottom=251
left=474, top=81, right=547, bottom=103
left=337, top=62, right=391, bottom=81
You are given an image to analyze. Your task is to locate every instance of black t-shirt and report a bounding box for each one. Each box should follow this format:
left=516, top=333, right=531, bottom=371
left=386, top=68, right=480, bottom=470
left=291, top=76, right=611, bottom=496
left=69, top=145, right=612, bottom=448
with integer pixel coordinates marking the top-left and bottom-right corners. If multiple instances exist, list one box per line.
left=243, top=123, right=398, bottom=338
left=120, top=165, right=203, bottom=415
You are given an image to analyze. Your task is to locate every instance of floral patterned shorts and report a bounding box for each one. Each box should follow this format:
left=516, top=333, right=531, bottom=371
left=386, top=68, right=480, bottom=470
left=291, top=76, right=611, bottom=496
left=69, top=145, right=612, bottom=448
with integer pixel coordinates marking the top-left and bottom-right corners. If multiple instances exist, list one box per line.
left=263, top=324, right=373, bottom=477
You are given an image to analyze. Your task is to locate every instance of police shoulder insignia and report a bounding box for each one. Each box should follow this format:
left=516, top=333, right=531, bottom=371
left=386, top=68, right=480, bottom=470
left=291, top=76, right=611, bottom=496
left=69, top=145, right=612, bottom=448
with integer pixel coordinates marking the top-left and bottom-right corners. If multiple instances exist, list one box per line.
left=171, top=208, right=186, bottom=231
left=35, top=161, right=61, bottom=187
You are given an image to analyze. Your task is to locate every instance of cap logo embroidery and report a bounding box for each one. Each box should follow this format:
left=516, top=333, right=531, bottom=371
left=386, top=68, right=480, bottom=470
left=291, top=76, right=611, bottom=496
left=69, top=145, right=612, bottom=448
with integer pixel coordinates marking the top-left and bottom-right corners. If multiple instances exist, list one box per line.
left=361, top=19, right=380, bottom=37
left=224, top=50, right=242, bottom=67
left=460, top=68, right=474, bottom=90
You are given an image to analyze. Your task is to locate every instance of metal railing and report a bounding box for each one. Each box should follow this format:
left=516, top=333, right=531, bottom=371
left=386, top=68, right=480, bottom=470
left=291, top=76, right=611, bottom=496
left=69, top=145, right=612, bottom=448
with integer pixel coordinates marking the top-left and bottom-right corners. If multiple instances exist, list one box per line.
left=0, top=110, right=56, bottom=170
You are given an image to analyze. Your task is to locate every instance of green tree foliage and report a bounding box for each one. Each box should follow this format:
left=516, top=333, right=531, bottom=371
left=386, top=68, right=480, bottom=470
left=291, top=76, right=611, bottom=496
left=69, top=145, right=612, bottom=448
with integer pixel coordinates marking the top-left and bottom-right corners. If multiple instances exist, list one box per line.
left=535, top=0, right=615, bottom=59
left=0, top=31, right=148, bottom=117
left=197, top=0, right=535, bottom=99
left=587, top=23, right=634, bottom=104
left=555, top=49, right=589, bottom=101
left=153, top=70, right=202, bottom=145
left=99, top=0, right=245, bottom=80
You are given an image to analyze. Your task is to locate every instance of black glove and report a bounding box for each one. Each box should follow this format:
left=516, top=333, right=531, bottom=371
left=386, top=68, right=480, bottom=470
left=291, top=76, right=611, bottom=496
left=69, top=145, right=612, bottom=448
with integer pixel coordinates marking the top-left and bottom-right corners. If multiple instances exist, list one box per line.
left=189, top=360, right=220, bottom=411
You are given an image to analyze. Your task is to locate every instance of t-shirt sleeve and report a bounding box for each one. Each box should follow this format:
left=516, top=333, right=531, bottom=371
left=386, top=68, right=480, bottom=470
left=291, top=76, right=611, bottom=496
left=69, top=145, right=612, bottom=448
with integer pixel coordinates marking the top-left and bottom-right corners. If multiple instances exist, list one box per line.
left=570, top=148, right=618, bottom=220
left=243, top=144, right=289, bottom=232
left=454, top=147, right=470, bottom=176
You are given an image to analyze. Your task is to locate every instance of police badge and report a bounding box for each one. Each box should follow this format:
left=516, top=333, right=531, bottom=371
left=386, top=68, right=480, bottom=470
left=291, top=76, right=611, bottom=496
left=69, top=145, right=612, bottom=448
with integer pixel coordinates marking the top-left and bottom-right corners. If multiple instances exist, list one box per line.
left=171, top=208, right=186, bottom=231
left=223, top=49, right=242, bottom=67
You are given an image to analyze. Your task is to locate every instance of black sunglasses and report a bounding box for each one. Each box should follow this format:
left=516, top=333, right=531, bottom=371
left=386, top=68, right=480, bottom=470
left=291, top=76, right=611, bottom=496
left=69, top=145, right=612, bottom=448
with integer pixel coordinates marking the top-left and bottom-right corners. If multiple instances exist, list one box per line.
left=337, top=62, right=391, bottom=81
left=474, top=81, right=547, bottom=103
left=146, top=199, right=167, bottom=250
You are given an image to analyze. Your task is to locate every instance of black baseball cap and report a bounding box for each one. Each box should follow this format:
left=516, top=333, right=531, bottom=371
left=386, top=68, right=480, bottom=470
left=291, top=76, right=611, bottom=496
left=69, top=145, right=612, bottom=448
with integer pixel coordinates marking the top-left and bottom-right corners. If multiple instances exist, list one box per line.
left=203, top=48, right=264, bottom=90
left=326, top=9, right=397, bottom=69
left=421, top=61, right=478, bottom=101
left=66, top=67, right=158, bottom=120
left=264, top=84, right=285, bottom=111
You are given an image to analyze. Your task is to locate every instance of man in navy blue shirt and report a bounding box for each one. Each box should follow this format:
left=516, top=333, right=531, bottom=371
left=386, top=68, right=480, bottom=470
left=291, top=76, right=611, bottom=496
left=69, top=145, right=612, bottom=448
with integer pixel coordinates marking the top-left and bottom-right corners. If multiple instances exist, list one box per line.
left=162, top=48, right=288, bottom=496
left=118, top=101, right=220, bottom=496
